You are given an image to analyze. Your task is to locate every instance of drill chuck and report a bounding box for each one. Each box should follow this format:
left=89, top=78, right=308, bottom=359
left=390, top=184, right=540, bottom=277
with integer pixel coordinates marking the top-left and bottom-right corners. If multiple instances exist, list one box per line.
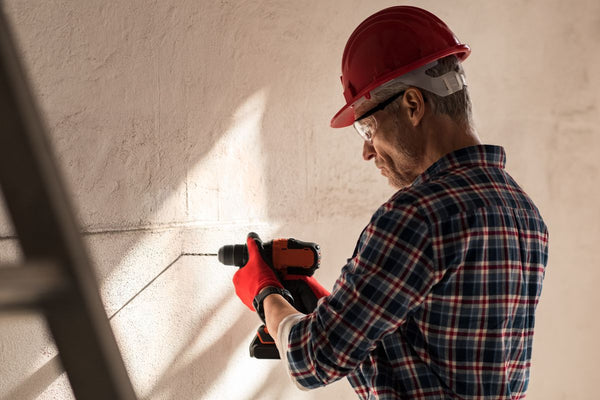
left=217, top=244, right=248, bottom=266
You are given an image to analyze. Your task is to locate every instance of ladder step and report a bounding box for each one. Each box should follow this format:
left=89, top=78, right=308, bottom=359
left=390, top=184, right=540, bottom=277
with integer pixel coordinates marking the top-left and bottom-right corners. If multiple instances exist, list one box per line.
left=0, top=261, right=68, bottom=310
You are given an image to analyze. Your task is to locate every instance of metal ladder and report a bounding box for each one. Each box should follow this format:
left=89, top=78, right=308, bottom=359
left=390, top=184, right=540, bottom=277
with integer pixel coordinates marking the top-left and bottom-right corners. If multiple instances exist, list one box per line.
left=0, top=6, right=137, bottom=400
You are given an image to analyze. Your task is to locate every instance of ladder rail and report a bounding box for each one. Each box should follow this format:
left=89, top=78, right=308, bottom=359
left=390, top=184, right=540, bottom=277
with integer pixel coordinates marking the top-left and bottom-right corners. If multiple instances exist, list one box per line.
left=0, top=5, right=138, bottom=400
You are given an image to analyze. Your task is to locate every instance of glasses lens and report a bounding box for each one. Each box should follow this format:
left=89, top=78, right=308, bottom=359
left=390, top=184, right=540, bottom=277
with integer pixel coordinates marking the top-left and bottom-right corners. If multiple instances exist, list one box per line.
left=353, top=115, right=377, bottom=142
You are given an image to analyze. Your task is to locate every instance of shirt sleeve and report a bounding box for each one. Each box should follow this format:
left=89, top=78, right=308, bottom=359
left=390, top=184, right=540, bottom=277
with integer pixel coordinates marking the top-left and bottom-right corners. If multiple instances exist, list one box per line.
left=276, top=313, right=308, bottom=390
left=285, top=203, right=439, bottom=389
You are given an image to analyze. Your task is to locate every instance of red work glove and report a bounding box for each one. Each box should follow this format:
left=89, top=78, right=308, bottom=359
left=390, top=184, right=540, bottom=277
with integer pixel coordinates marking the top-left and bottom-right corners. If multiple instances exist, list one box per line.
left=232, top=232, right=283, bottom=311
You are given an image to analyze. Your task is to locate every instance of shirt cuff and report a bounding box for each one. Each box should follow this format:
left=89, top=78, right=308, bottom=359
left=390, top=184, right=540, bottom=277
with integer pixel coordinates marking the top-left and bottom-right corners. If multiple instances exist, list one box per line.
left=276, top=312, right=307, bottom=391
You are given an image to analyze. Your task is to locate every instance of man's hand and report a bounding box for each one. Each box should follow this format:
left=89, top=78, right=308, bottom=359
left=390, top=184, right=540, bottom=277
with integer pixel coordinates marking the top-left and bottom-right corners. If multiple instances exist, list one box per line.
left=232, top=232, right=283, bottom=310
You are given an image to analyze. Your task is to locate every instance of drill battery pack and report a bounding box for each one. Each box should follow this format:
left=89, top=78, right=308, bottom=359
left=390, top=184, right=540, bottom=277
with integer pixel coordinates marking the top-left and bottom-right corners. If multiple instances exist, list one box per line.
left=249, top=324, right=280, bottom=359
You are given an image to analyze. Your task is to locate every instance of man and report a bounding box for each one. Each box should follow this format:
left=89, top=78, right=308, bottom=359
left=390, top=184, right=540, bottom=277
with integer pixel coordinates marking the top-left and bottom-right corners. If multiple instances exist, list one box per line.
left=233, top=6, right=548, bottom=399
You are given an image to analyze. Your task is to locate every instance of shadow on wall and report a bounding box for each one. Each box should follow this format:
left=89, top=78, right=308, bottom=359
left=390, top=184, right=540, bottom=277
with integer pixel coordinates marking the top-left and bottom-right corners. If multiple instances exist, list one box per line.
left=1, top=1, right=375, bottom=399
left=0, top=313, right=64, bottom=400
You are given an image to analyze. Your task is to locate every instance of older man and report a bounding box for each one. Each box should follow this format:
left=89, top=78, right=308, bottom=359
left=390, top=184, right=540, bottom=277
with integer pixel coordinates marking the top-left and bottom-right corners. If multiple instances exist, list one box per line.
left=233, top=6, right=548, bottom=399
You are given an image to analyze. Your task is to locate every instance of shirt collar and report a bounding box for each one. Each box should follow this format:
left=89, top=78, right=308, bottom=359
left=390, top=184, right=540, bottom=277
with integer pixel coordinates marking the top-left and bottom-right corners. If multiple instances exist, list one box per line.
left=412, top=145, right=506, bottom=186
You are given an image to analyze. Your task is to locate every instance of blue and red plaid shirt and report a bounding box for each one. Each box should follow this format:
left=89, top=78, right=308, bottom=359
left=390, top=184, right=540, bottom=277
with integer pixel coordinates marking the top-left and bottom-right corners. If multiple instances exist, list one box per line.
left=286, top=145, right=548, bottom=399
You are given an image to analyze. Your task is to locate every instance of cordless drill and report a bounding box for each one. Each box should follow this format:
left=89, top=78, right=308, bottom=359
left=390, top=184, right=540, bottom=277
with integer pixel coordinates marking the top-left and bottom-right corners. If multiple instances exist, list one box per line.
left=218, top=237, right=321, bottom=359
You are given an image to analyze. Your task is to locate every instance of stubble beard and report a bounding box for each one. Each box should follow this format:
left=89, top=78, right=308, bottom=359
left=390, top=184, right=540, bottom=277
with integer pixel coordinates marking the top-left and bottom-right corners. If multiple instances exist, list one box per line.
left=387, top=117, right=424, bottom=189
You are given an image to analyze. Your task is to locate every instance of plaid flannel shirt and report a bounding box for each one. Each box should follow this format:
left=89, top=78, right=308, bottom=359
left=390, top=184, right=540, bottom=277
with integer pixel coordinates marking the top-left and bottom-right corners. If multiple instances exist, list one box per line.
left=286, top=145, right=548, bottom=399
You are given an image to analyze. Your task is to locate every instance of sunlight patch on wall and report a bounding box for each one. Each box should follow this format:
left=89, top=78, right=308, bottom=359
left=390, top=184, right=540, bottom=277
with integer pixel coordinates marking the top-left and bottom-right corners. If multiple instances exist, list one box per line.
left=188, top=88, right=271, bottom=223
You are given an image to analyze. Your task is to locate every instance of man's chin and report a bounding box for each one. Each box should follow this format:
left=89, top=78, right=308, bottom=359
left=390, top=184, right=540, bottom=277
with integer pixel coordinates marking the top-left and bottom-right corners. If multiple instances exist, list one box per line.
left=386, top=174, right=409, bottom=190
left=389, top=181, right=406, bottom=190
left=379, top=168, right=409, bottom=189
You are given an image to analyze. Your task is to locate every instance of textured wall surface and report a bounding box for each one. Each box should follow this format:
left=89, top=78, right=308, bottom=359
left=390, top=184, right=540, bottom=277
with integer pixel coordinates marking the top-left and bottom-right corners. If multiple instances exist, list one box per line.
left=0, top=1, right=598, bottom=399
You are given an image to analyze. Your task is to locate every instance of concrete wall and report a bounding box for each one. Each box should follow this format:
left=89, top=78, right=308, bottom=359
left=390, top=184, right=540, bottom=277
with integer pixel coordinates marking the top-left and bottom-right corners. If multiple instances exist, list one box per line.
left=0, top=1, right=598, bottom=399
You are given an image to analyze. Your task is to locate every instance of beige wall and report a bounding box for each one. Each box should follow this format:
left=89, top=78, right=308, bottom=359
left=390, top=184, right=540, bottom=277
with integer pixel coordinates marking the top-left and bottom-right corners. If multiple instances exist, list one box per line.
left=0, top=1, right=598, bottom=399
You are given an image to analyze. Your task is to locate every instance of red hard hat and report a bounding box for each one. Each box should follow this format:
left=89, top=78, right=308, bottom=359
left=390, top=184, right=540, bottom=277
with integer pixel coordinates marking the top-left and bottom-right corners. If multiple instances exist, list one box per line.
left=330, top=6, right=471, bottom=128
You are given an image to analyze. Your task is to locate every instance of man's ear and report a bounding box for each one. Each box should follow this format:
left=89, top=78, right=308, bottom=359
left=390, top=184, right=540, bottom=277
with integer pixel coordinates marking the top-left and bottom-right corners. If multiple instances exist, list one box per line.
left=402, top=88, right=425, bottom=127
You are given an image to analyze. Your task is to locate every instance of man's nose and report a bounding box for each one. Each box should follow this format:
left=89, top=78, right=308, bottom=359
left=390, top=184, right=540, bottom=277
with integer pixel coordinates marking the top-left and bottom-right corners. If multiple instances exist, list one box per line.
left=363, top=140, right=376, bottom=161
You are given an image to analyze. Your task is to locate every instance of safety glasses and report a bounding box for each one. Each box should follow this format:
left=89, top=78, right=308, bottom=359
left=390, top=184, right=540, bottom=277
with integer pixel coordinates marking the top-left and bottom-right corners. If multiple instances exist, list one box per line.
left=353, top=91, right=405, bottom=142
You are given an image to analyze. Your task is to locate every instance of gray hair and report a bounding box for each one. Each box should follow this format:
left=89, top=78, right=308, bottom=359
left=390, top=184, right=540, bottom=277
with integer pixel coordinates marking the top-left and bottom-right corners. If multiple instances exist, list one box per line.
left=357, top=55, right=473, bottom=125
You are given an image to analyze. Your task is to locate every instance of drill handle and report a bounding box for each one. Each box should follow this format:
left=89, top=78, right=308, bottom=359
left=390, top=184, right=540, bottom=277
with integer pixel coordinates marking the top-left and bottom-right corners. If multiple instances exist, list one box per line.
left=281, top=279, right=319, bottom=314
